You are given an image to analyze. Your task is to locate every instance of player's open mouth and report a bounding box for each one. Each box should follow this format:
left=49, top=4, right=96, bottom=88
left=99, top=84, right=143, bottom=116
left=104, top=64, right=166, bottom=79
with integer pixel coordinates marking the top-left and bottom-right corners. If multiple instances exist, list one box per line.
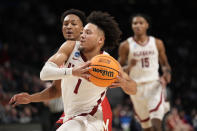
left=66, top=31, right=73, bottom=34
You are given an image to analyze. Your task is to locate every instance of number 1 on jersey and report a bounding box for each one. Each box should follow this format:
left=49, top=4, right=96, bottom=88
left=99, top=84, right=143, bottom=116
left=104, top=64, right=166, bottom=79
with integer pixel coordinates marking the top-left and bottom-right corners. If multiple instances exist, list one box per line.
left=74, top=79, right=82, bottom=94
left=68, top=62, right=82, bottom=94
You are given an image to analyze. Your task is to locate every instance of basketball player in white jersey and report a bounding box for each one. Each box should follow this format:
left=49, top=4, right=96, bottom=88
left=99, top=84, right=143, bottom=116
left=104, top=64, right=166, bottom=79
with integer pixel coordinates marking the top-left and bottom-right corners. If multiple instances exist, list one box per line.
left=10, top=11, right=137, bottom=131
left=118, top=14, right=171, bottom=131
left=9, top=9, right=114, bottom=131
left=39, top=11, right=137, bottom=131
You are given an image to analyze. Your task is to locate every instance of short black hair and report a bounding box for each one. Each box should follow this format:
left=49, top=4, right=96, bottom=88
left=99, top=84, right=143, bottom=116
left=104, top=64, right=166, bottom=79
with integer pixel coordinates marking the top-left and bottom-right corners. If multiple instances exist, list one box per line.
left=61, top=9, right=86, bottom=26
left=87, top=11, right=122, bottom=49
left=130, top=13, right=151, bottom=24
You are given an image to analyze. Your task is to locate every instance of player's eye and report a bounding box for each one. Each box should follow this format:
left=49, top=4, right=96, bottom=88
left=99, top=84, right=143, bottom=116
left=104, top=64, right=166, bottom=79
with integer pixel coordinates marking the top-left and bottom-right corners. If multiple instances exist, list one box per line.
left=72, top=23, right=77, bottom=26
left=64, top=23, right=68, bottom=26
left=86, top=30, right=91, bottom=34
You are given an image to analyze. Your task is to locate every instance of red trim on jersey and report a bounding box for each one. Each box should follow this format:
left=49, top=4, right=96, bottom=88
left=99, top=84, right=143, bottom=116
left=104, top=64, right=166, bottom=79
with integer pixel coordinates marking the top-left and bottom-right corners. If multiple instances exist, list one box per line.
left=56, top=119, right=63, bottom=124
left=79, top=91, right=105, bottom=116
left=55, top=95, right=112, bottom=131
left=102, top=96, right=112, bottom=131
left=56, top=113, right=65, bottom=123
left=57, top=91, right=106, bottom=126
left=80, top=52, right=87, bottom=62
left=133, top=37, right=150, bottom=47
left=74, top=79, right=82, bottom=94
left=133, top=109, right=150, bottom=123
left=140, top=117, right=150, bottom=123
left=149, top=91, right=163, bottom=113
left=131, top=98, right=150, bottom=123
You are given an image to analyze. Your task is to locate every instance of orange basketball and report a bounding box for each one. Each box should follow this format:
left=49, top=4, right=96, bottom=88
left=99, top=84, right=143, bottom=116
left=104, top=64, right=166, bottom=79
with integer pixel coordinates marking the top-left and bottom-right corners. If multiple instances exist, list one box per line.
left=89, top=54, right=120, bottom=87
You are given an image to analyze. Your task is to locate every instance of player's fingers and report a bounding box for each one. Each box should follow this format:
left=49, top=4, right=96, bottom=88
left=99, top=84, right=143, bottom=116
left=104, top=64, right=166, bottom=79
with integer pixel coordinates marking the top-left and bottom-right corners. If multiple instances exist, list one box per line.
left=118, top=69, right=123, bottom=77
left=115, top=76, right=123, bottom=83
left=9, top=97, right=14, bottom=105
left=82, top=67, right=91, bottom=73
left=12, top=95, right=17, bottom=103
left=83, top=76, right=90, bottom=81
left=81, top=74, right=91, bottom=80
left=12, top=101, right=19, bottom=107
left=82, top=61, right=91, bottom=68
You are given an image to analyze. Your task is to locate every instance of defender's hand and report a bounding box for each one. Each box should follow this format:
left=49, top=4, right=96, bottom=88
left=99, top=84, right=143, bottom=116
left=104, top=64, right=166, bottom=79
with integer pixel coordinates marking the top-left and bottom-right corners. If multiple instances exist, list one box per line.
left=9, top=93, right=31, bottom=107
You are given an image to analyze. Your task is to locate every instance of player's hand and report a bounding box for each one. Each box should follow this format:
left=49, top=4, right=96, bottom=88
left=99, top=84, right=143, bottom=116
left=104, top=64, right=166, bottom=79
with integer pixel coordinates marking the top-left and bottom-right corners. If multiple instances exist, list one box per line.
left=162, top=72, right=171, bottom=84
left=160, top=76, right=167, bottom=88
left=110, top=68, right=137, bottom=94
left=130, top=59, right=137, bottom=67
left=122, top=59, right=137, bottom=74
left=9, top=93, right=31, bottom=107
left=72, top=61, right=91, bottom=80
left=109, top=68, right=129, bottom=88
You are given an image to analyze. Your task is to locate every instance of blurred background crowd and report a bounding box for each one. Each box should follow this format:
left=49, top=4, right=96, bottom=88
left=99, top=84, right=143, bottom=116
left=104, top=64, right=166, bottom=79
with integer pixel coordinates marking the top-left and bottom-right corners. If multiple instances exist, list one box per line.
left=0, top=0, right=197, bottom=130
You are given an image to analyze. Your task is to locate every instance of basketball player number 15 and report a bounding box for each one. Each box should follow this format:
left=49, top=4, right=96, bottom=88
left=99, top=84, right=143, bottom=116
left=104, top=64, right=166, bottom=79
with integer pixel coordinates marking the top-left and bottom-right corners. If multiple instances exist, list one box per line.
left=141, top=57, right=149, bottom=68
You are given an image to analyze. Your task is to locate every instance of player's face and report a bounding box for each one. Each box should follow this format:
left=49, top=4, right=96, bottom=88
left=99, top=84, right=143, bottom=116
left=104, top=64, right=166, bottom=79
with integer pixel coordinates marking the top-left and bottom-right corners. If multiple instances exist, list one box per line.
left=80, top=23, right=103, bottom=52
left=132, top=16, right=149, bottom=36
left=62, top=14, right=83, bottom=41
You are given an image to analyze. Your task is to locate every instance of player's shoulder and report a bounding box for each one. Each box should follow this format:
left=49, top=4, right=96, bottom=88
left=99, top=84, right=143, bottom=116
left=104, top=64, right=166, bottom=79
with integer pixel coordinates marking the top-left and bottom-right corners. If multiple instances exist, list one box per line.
left=153, top=37, right=165, bottom=50
left=60, top=40, right=77, bottom=50
left=58, top=40, right=77, bottom=54
left=119, top=38, right=130, bottom=49
left=61, top=40, right=76, bottom=47
left=153, top=37, right=164, bottom=45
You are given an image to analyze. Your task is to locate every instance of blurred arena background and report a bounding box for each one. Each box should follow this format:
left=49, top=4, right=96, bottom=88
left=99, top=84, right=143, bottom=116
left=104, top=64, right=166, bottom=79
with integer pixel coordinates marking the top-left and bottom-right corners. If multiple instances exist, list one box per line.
left=0, top=0, right=197, bottom=131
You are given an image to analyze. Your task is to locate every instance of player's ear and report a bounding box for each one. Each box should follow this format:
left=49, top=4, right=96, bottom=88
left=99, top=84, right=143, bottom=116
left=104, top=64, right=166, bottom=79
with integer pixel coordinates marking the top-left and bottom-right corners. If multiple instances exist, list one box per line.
left=98, top=36, right=105, bottom=47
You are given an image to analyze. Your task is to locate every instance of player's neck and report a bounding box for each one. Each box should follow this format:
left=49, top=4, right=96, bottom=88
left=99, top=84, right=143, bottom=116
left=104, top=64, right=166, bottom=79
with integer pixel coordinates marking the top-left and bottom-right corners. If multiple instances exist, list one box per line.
left=133, top=35, right=149, bottom=45
left=82, top=48, right=101, bottom=61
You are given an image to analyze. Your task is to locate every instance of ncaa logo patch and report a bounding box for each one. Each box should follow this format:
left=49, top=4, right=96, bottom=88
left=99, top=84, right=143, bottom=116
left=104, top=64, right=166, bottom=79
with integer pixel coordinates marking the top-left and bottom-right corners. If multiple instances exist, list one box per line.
left=74, top=52, right=80, bottom=57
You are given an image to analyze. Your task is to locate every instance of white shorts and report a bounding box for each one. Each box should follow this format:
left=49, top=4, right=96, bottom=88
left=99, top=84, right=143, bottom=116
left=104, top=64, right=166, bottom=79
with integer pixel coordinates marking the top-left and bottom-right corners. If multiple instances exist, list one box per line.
left=130, top=80, right=165, bottom=129
left=57, top=110, right=103, bottom=131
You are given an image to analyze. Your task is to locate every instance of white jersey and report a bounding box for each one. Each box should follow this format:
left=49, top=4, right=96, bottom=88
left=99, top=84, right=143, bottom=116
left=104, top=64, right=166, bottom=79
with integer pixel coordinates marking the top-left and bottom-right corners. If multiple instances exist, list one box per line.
left=127, top=36, right=159, bottom=83
left=61, top=41, right=107, bottom=122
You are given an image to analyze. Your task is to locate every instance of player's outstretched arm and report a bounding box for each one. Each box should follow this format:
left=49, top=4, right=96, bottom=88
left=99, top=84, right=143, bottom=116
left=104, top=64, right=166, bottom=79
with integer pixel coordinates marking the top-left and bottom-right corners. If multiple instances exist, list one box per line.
left=40, top=41, right=75, bottom=81
left=9, top=80, right=61, bottom=107
left=110, top=68, right=137, bottom=95
left=40, top=40, right=91, bottom=81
